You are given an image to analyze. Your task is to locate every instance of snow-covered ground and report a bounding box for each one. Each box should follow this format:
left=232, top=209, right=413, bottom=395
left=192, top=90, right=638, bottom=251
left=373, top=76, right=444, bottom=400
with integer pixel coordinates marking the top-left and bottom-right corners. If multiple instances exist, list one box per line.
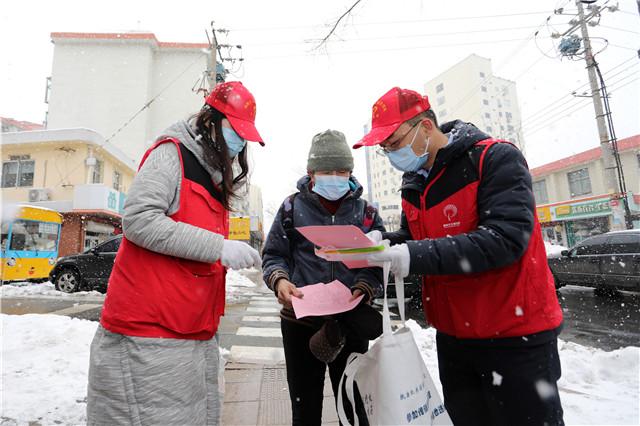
left=0, top=281, right=104, bottom=300
left=1, top=268, right=263, bottom=304
left=1, top=314, right=638, bottom=425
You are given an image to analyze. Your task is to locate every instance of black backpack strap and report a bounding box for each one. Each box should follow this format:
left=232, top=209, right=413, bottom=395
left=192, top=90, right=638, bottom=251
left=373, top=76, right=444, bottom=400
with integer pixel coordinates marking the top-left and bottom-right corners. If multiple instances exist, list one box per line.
left=281, top=193, right=299, bottom=242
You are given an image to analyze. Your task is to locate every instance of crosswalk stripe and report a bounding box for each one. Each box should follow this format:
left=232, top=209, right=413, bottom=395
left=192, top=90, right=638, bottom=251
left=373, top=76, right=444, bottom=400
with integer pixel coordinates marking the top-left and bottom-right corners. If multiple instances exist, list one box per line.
left=49, top=304, right=102, bottom=316
left=229, top=345, right=285, bottom=364
left=246, top=307, right=280, bottom=313
left=237, top=327, right=282, bottom=338
left=249, top=300, right=279, bottom=307
left=242, top=316, right=280, bottom=323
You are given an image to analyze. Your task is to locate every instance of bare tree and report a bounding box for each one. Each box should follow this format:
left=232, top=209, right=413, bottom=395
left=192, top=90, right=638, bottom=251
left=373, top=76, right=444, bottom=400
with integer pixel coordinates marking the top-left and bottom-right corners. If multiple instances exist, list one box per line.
left=314, top=0, right=365, bottom=50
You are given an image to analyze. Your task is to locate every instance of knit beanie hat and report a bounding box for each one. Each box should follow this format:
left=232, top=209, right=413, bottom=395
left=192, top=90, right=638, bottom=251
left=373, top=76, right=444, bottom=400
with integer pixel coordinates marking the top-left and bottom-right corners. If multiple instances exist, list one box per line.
left=307, top=129, right=354, bottom=172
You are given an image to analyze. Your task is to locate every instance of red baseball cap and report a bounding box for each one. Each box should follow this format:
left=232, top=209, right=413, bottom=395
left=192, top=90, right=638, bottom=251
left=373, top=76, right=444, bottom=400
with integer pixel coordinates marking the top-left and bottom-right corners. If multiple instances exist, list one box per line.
left=353, top=87, right=431, bottom=149
left=205, top=81, right=264, bottom=145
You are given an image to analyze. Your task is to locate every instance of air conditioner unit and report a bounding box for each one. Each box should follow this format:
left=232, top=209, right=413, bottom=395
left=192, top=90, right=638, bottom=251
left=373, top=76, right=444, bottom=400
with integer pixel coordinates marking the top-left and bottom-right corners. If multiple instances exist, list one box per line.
left=28, top=188, right=52, bottom=202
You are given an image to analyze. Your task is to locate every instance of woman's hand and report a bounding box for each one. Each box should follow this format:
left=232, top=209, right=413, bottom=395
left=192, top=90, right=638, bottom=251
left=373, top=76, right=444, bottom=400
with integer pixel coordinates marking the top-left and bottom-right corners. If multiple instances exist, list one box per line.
left=275, top=279, right=303, bottom=307
left=220, top=240, right=261, bottom=270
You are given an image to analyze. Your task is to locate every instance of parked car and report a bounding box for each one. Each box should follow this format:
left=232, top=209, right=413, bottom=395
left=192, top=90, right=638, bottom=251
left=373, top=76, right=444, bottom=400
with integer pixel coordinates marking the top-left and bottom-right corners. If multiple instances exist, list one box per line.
left=547, top=230, right=640, bottom=293
left=49, top=235, right=122, bottom=293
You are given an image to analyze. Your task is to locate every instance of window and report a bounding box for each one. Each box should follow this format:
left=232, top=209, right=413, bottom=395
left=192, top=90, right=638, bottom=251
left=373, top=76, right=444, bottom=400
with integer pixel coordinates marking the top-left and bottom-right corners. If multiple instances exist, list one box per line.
left=2, top=155, right=34, bottom=188
left=567, top=168, right=592, bottom=197
left=607, top=234, right=640, bottom=254
left=112, top=170, right=121, bottom=191
left=498, top=111, right=503, bottom=117
left=97, top=237, right=122, bottom=253
left=482, top=99, right=489, bottom=106
left=637, top=153, right=640, bottom=169
left=484, top=112, right=491, bottom=119
left=92, top=160, right=103, bottom=184
left=437, top=96, right=446, bottom=106
left=505, top=112, right=513, bottom=123
left=532, top=180, right=548, bottom=204
left=479, top=71, right=485, bottom=78
left=507, top=125, right=515, bottom=132
left=436, top=83, right=444, bottom=93
left=9, top=220, right=59, bottom=252
left=1, top=222, right=9, bottom=251
left=439, top=109, right=447, bottom=118
left=574, top=235, right=608, bottom=256
left=481, top=86, right=487, bottom=92
left=486, top=126, right=493, bottom=133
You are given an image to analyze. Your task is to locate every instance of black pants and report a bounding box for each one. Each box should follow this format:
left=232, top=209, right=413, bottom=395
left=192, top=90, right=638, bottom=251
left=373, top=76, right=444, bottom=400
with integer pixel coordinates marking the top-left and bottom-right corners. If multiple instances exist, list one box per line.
left=437, top=332, right=564, bottom=426
left=281, top=319, right=370, bottom=426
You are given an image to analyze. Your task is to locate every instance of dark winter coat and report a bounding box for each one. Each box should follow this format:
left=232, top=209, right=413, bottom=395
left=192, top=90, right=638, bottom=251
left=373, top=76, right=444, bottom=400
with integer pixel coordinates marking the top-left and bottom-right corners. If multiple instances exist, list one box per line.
left=385, top=120, right=563, bottom=341
left=262, top=175, right=385, bottom=303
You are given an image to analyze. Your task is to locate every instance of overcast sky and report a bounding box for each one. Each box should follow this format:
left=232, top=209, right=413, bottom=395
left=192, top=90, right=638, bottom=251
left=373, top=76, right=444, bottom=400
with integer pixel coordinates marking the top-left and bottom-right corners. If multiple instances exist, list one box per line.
left=1, top=0, right=638, bottom=223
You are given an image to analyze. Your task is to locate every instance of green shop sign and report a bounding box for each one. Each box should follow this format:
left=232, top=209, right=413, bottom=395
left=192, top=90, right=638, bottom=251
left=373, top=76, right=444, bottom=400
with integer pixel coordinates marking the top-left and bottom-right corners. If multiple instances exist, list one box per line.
left=554, top=199, right=611, bottom=219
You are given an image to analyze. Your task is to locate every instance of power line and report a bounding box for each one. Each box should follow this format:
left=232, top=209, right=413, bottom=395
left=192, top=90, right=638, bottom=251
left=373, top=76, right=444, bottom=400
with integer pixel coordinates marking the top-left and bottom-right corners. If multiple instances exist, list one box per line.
left=105, top=55, right=204, bottom=144
left=599, top=25, right=640, bottom=35
left=522, top=68, right=639, bottom=132
left=445, top=15, right=556, bottom=118
left=441, top=1, right=577, bottom=119
left=523, top=72, right=639, bottom=136
left=245, top=25, right=554, bottom=47
left=249, top=36, right=554, bottom=60
left=229, top=10, right=556, bottom=32
left=520, top=62, right=639, bottom=129
left=519, top=56, right=639, bottom=128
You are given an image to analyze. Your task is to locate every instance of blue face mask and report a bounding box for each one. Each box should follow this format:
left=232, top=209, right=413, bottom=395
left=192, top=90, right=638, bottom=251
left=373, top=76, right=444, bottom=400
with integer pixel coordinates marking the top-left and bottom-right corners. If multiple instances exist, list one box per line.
left=222, top=127, right=247, bottom=158
left=387, top=126, right=431, bottom=172
left=312, top=175, right=350, bottom=201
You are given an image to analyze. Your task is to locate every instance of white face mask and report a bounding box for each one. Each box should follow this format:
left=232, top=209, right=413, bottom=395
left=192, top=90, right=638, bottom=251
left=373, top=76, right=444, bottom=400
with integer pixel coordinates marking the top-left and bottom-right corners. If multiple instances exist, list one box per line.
left=387, top=126, right=431, bottom=172
left=312, top=175, right=350, bottom=200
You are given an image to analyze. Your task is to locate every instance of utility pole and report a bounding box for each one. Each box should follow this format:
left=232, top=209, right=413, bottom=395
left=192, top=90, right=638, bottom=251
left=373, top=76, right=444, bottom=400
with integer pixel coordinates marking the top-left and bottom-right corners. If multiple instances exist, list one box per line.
left=575, top=1, right=618, bottom=198
left=206, top=21, right=218, bottom=91
left=553, top=0, right=631, bottom=230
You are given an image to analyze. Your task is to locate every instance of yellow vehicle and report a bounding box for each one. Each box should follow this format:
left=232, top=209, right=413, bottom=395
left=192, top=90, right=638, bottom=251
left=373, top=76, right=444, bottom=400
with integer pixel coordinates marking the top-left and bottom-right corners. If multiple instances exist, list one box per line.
left=1, top=205, right=62, bottom=282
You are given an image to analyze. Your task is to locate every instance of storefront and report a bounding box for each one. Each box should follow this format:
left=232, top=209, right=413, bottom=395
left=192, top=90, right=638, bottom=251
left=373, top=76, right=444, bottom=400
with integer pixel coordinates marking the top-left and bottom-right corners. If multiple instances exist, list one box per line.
left=58, top=211, right=122, bottom=256
left=537, top=195, right=613, bottom=248
left=56, top=184, right=126, bottom=256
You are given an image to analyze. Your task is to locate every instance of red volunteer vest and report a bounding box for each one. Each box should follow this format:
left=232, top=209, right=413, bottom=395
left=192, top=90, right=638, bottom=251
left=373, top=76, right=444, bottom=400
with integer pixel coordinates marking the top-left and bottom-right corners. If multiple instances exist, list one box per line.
left=101, top=138, right=229, bottom=340
left=402, top=139, right=563, bottom=339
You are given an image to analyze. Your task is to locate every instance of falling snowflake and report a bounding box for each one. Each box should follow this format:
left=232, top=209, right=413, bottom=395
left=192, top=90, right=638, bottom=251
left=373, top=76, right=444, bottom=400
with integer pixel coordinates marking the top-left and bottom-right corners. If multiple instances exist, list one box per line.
left=515, top=306, right=524, bottom=316
left=492, top=371, right=503, bottom=386
left=535, top=380, right=556, bottom=400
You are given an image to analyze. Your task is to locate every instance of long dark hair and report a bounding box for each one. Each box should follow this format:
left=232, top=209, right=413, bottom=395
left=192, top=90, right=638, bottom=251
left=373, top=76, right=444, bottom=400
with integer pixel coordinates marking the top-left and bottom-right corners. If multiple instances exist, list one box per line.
left=191, top=104, right=249, bottom=211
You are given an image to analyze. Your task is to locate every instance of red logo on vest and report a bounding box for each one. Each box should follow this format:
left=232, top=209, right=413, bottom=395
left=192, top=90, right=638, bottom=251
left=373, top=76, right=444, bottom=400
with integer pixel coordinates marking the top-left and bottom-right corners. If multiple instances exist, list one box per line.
left=442, top=204, right=460, bottom=229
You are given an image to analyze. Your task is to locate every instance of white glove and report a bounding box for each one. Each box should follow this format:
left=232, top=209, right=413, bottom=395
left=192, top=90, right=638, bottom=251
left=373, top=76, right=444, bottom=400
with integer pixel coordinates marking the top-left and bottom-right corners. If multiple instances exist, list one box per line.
left=366, top=243, right=410, bottom=278
left=366, top=230, right=383, bottom=245
left=220, top=240, right=261, bottom=270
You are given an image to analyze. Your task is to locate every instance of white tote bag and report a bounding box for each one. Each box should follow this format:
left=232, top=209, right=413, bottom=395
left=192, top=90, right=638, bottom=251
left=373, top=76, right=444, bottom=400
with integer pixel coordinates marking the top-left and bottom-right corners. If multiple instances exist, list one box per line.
left=337, top=263, right=452, bottom=425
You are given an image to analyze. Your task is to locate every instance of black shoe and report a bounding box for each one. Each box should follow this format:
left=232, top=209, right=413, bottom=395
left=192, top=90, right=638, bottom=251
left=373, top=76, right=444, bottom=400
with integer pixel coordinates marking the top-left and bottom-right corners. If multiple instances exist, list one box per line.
left=309, top=320, right=346, bottom=363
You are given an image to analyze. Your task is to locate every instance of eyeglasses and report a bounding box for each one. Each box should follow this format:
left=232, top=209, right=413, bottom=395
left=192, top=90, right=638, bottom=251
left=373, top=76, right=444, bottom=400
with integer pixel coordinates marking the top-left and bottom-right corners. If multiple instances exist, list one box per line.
left=376, top=123, right=418, bottom=157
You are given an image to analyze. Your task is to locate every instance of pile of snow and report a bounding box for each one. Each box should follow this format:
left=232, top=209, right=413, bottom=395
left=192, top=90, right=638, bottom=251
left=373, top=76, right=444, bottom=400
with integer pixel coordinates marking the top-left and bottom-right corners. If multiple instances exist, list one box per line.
left=2, top=314, right=637, bottom=425
left=544, top=241, right=569, bottom=258
left=225, top=268, right=265, bottom=303
left=2, top=271, right=262, bottom=304
left=406, top=320, right=639, bottom=425
left=2, top=314, right=98, bottom=425
left=1, top=281, right=104, bottom=300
